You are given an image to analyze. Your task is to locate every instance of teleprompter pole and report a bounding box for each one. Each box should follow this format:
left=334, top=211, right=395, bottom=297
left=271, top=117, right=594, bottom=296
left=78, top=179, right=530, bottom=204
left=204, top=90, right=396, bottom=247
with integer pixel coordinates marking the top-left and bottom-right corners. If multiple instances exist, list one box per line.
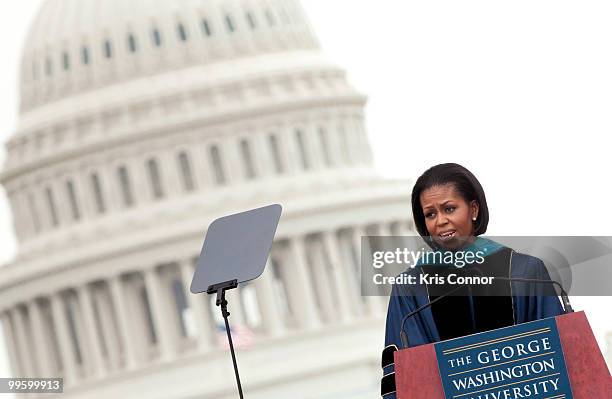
left=207, top=279, right=244, bottom=399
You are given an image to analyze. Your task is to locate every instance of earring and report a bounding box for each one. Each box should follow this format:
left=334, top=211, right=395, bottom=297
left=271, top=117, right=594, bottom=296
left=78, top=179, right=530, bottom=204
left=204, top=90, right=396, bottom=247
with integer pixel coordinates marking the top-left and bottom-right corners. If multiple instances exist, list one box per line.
left=472, top=217, right=477, bottom=221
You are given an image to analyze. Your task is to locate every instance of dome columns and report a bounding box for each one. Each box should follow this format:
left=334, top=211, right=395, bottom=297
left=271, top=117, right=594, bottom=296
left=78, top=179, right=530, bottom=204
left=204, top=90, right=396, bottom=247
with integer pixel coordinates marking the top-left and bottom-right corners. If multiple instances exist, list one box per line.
left=107, top=275, right=138, bottom=370
left=28, top=299, right=56, bottom=377
left=0, top=312, right=23, bottom=378
left=253, top=261, right=286, bottom=337
left=321, top=231, right=356, bottom=323
left=0, top=219, right=413, bottom=391
left=49, top=292, right=79, bottom=384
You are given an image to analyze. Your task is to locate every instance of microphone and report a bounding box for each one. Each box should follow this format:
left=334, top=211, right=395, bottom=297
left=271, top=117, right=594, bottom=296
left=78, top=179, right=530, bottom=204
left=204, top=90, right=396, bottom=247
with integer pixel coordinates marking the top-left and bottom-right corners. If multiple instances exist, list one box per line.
left=398, top=283, right=471, bottom=349
left=492, top=276, right=574, bottom=314
left=465, top=265, right=574, bottom=314
left=398, top=272, right=573, bottom=349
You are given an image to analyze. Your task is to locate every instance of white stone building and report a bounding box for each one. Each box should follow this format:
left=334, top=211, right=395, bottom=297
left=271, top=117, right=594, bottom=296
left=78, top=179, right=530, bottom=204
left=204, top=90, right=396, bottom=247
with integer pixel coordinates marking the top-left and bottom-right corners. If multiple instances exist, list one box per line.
left=0, top=0, right=414, bottom=397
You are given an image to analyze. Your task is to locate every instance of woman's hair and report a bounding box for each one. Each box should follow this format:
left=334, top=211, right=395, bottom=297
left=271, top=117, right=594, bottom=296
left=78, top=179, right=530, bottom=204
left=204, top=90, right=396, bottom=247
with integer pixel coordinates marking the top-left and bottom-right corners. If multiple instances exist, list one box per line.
left=411, top=163, right=489, bottom=237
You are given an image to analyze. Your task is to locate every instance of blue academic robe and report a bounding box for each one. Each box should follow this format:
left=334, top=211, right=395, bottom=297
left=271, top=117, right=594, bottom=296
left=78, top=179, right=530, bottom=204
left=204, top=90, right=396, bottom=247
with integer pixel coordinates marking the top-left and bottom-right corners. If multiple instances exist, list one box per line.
left=381, top=248, right=564, bottom=398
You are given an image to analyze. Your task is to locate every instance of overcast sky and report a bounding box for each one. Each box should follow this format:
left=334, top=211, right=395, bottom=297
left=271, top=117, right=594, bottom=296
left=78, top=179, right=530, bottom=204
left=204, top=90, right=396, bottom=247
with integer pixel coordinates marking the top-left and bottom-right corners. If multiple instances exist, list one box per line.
left=0, top=0, right=611, bottom=379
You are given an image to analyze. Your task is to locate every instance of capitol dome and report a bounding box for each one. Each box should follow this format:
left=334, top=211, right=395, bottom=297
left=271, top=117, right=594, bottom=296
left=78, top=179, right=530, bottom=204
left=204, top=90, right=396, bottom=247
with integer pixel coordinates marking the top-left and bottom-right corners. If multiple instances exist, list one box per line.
left=20, top=0, right=321, bottom=112
left=0, top=0, right=414, bottom=397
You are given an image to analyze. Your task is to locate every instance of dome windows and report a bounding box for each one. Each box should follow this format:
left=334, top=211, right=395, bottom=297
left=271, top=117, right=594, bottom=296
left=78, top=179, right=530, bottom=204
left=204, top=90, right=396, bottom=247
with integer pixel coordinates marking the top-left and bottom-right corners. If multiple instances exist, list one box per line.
left=62, top=52, right=70, bottom=71
left=103, top=39, right=113, bottom=59
left=318, top=127, right=332, bottom=167
left=26, top=3, right=314, bottom=99
left=117, top=165, right=134, bottom=207
left=201, top=18, right=212, bottom=37
left=27, top=193, right=41, bottom=234
left=146, top=158, right=165, bottom=199
left=45, top=186, right=59, bottom=227
left=268, top=134, right=284, bottom=174
left=265, top=9, right=276, bottom=27
left=225, top=15, right=236, bottom=33
left=279, top=7, right=291, bottom=25
left=127, top=33, right=138, bottom=53
left=17, top=114, right=346, bottom=237
left=90, top=172, right=106, bottom=214
left=246, top=12, right=257, bottom=30
left=152, top=28, right=162, bottom=47
left=45, top=57, right=52, bottom=76
left=66, top=180, right=81, bottom=221
left=177, top=23, right=188, bottom=42
left=209, top=145, right=226, bottom=185
left=177, top=151, right=195, bottom=192
left=294, top=129, right=310, bottom=170
left=81, top=46, right=90, bottom=65
left=239, top=139, right=256, bottom=179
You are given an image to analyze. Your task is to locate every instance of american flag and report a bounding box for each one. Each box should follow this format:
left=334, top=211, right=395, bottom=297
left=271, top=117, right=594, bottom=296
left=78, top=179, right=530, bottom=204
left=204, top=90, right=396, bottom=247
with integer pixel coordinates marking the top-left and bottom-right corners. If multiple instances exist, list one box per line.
left=216, top=324, right=255, bottom=349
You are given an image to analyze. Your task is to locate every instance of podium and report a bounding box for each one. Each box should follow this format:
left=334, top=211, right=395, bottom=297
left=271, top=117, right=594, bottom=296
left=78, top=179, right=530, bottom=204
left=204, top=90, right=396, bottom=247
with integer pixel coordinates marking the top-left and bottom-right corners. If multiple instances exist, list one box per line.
left=394, top=312, right=612, bottom=399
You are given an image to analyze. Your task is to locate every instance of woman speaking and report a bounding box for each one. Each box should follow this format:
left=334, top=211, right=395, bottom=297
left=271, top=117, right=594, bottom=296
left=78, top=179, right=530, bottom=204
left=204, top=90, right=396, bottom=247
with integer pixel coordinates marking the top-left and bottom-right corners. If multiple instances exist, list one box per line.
left=380, top=163, right=564, bottom=398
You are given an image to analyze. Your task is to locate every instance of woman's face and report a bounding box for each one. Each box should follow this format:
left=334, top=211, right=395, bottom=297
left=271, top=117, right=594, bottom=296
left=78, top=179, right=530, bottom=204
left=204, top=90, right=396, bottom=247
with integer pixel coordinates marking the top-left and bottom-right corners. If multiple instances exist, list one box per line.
left=419, top=183, right=479, bottom=250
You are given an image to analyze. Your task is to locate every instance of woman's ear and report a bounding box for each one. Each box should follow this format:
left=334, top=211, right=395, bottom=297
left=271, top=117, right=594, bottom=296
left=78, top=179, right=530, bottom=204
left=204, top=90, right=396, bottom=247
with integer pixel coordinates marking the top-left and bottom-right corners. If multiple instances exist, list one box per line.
left=471, top=200, right=479, bottom=221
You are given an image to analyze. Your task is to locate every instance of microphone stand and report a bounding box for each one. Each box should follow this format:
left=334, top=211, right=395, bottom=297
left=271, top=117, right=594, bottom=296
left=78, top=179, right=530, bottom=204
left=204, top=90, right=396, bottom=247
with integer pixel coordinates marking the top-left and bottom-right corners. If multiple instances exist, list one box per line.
left=493, top=276, right=574, bottom=314
left=398, top=273, right=573, bottom=349
left=398, top=284, right=468, bottom=349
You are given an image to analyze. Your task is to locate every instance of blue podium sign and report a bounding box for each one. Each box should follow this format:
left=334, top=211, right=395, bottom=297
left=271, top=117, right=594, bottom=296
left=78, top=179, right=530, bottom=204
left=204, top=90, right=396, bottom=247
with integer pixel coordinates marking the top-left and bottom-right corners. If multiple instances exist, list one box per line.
left=435, top=317, right=573, bottom=399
